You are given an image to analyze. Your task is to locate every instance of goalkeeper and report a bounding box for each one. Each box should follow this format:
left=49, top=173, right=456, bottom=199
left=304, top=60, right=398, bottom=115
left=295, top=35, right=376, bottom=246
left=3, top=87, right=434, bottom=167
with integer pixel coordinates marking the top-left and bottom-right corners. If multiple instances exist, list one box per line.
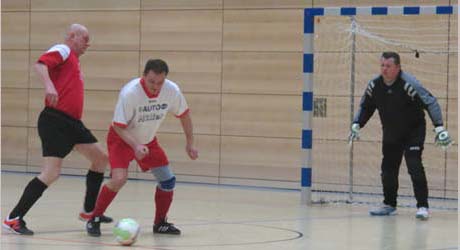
left=349, top=51, right=452, bottom=220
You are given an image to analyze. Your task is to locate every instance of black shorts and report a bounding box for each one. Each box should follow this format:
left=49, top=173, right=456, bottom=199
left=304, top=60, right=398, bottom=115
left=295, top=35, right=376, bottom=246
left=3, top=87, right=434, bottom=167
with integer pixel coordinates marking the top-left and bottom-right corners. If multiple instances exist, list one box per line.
left=37, top=107, right=97, bottom=158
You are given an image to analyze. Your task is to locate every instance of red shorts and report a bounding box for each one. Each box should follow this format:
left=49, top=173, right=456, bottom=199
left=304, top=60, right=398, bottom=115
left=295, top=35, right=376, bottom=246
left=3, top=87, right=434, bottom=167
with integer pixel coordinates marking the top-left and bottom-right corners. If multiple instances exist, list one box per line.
left=107, top=127, right=169, bottom=172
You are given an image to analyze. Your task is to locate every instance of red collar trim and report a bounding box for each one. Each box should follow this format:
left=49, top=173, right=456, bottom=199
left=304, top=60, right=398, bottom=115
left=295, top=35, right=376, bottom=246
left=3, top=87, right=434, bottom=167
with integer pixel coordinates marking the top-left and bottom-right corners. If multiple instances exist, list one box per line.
left=140, top=78, right=159, bottom=98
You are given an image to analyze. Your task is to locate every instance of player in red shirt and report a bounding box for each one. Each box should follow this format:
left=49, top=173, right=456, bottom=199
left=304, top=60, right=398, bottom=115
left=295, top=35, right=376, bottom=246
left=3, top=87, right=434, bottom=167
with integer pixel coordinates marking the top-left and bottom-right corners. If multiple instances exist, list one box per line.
left=3, top=24, right=112, bottom=235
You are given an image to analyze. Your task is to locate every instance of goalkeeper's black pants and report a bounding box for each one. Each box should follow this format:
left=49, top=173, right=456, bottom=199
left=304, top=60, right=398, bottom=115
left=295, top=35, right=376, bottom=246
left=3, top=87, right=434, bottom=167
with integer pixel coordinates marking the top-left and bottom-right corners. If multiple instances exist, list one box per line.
left=380, top=138, right=428, bottom=208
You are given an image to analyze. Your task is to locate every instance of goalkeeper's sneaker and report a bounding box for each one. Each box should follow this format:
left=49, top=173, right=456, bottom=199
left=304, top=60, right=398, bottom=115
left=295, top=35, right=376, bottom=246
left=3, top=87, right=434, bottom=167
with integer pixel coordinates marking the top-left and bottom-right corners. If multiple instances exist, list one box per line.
left=79, top=211, right=113, bottom=223
left=369, top=204, right=397, bottom=216
left=415, top=207, right=430, bottom=220
left=2, top=217, right=34, bottom=235
left=86, top=216, right=101, bottom=237
left=153, top=219, right=181, bottom=235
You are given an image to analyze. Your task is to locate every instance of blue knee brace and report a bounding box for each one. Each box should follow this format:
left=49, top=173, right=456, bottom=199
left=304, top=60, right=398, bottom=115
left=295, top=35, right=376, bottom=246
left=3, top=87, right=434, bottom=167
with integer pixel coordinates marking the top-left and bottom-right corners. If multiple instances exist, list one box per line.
left=159, top=176, right=176, bottom=191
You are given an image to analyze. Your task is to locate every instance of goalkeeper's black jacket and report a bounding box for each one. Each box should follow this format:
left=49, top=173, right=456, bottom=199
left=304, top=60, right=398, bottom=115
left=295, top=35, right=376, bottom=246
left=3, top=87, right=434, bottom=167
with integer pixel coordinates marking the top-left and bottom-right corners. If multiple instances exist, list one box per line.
left=353, top=70, right=444, bottom=143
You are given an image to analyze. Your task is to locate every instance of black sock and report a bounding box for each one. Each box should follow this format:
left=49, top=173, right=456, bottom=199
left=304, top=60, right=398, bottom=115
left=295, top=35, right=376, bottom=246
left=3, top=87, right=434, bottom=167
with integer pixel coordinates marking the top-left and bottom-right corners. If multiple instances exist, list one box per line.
left=84, top=170, right=104, bottom=212
left=9, top=177, right=48, bottom=219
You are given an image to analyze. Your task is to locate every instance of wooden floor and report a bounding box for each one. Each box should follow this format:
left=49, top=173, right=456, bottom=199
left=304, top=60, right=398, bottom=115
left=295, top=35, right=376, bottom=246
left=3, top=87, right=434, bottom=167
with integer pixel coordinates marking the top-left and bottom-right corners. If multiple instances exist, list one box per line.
left=1, top=172, right=458, bottom=250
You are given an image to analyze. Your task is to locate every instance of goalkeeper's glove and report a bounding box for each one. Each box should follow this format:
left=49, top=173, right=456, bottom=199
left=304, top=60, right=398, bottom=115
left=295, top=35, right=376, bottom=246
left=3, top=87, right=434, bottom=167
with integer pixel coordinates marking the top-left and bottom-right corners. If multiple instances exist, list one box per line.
left=434, top=126, right=453, bottom=149
left=349, top=123, right=360, bottom=142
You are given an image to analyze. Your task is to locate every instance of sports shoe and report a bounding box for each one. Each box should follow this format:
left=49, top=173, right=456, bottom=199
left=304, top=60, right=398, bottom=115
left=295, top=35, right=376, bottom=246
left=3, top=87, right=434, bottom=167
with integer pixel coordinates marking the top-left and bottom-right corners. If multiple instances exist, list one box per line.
left=79, top=211, right=113, bottom=223
left=153, top=219, right=181, bottom=235
left=415, top=207, right=429, bottom=220
left=369, top=204, right=397, bottom=216
left=2, top=217, right=34, bottom=235
left=86, top=216, right=101, bottom=237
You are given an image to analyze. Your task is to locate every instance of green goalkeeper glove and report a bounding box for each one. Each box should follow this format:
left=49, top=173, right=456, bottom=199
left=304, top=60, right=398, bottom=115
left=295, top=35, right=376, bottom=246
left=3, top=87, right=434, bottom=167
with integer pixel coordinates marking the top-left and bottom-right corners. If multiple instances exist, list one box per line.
left=349, top=123, right=360, bottom=143
left=434, top=126, right=453, bottom=149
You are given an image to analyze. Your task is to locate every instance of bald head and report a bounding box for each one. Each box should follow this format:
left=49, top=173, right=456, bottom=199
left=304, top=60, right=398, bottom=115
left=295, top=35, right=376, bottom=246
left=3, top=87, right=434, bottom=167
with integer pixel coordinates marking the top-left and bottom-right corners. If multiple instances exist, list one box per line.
left=64, top=24, right=90, bottom=57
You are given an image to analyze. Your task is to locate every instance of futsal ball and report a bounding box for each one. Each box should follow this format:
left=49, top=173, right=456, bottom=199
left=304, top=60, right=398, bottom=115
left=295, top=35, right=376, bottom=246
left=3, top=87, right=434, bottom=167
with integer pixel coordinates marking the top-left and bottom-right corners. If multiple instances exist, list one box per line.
left=113, top=218, right=140, bottom=246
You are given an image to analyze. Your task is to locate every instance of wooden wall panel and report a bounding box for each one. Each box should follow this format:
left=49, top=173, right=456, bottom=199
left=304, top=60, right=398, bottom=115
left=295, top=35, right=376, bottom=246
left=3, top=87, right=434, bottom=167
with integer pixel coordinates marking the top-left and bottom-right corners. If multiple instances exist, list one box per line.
left=223, top=9, right=302, bottom=52
left=141, top=10, right=222, bottom=51
left=221, top=94, right=300, bottom=138
left=28, top=89, right=45, bottom=127
left=1, top=50, right=30, bottom=88
left=220, top=136, right=300, bottom=181
left=81, top=51, right=140, bottom=91
left=31, top=0, right=140, bottom=11
left=312, top=140, right=351, bottom=188
left=313, top=97, right=350, bottom=140
left=140, top=51, right=222, bottom=93
left=30, top=12, right=140, bottom=51
left=446, top=99, right=457, bottom=143
left=355, top=16, right=449, bottom=53
left=1, top=12, right=30, bottom=49
left=1, top=127, right=28, bottom=167
left=449, top=15, right=457, bottom=52
left=82, top=91, right=119, bottom=130
left=156, top=133, right=220, bottom=177
left=142, top=0, right=222, bottom=10
left=1, top=0, right=29, bottom=11
left=348, top=142, right=381, bottom=192
left=448, top=53, right=457, bottom=99
left=224, top=0, right=311, bottom=9
left=314, top=52, right=352, bottom=96
left=1, top=88, right=29, bottom=126
left=222, top=52, right=302, bottom=95
left=315, top=16, right=350, bottom=53
left=446, top=145, right=458, bottom=197
left=159, top=94, right=221, bottom=135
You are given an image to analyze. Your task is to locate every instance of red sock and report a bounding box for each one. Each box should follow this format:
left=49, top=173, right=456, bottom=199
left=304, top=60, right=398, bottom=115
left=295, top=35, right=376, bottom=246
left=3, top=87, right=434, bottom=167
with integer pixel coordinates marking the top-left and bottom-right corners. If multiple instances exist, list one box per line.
left=154, top=187, right=173, bottom=224
left=92, top=185, right=117, bottom=217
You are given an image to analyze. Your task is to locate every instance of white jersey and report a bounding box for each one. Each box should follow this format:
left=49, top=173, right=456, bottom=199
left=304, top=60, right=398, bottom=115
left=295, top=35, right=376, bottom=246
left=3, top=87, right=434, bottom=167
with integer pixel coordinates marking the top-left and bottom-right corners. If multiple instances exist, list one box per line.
left=112, top=77, right=189, bottom=144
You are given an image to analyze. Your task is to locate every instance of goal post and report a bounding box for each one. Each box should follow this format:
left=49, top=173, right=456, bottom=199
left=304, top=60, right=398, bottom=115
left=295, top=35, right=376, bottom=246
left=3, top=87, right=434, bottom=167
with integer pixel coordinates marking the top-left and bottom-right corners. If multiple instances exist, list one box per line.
left=301, top=5, right=457, bottom=206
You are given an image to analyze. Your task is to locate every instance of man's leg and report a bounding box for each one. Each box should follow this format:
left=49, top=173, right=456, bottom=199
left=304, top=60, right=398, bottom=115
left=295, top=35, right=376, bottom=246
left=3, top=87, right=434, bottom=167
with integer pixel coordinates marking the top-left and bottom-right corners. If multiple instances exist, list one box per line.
left=381, top=143, right=404, bottom=207
left=4, top=157, right=62, bottom=235
left=405, top=146, right=428, bottom=208
left=86, top=168, right=127, bottom=237
left=74, top=143, right=111, bottom=222
left=151, top=166, right=180, bottom=235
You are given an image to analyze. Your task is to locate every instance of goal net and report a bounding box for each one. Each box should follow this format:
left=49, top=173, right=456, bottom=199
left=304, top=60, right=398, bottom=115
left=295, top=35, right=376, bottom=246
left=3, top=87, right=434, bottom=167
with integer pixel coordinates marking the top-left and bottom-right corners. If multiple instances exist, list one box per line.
left=311, top=13, right=457, bottom=209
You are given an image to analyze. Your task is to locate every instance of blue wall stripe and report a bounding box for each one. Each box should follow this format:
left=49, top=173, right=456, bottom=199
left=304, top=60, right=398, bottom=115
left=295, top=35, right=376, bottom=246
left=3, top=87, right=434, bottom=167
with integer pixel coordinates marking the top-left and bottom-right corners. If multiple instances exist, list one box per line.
left=371, top=7, right=388, bottom=15
left=404, top=6, right=420, bottom=15
left=303, top=53, right=313, bottom=73
left=341, top=7, right=356, bottom=16
left=303, top=92, right=313, bottom=111
left=301, top=168, right=312, bottom=187
left=436, top=6, right=453, bottom=14
left=302, top=130, right=312, bottom=149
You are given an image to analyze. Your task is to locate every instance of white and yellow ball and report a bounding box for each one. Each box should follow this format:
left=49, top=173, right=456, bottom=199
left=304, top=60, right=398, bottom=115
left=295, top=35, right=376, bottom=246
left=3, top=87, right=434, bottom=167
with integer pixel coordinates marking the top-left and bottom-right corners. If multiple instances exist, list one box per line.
left=113, top=218, right=140, bottom=246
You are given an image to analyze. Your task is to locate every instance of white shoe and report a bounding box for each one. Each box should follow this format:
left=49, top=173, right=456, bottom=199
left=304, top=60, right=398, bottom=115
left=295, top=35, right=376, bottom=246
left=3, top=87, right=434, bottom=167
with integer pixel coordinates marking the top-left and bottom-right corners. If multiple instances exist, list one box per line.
left=415, top=207, right=429, bottom=220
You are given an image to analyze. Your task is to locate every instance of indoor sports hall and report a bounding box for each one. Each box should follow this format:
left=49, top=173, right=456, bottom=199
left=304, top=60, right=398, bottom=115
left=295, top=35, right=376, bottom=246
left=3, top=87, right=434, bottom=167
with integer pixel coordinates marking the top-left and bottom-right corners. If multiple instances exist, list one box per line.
left=1, top=1, right=458, bottom=249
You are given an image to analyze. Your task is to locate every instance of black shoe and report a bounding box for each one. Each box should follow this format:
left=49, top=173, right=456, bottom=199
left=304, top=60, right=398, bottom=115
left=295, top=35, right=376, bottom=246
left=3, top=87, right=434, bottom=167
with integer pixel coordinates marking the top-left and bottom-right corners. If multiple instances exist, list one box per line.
left=2, top=217, right=34, bottom=235
left=86, top=216, right=101, bottom=237
left=79, top=211, right=113, bottom=223
left=153, top=219, right=181, bottom=235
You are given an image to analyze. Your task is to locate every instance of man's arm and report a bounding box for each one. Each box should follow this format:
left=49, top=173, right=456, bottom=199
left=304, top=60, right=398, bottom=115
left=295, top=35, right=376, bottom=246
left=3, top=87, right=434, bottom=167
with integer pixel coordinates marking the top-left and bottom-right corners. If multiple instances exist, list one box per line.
left=34, top=62, right=59, bottom=107
left=179, top=113, right=198, bottom=160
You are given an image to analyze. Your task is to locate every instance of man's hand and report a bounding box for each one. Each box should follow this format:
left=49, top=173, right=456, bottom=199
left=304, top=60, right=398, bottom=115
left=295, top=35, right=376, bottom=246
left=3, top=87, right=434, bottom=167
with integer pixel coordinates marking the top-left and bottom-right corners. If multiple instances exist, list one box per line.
left=134, top=144, right=149, bottom=160
left=186, top=144, right=198, bottom=160
left=45, top=85, right=59, bottom=107
left=348, top=123, right=360, bottom=143
left=434, top=126, right=453, bottom=150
